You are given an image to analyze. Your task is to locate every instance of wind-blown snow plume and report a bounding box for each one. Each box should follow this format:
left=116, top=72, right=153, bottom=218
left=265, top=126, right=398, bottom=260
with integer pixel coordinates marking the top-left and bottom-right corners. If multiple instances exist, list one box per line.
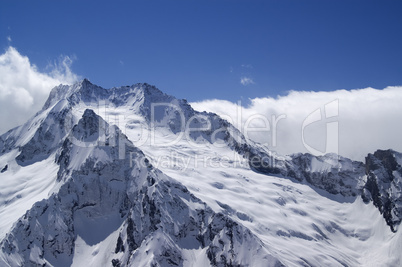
left=0, top=46, right=79, bottom=134
left=191, top=86, right=402, bottom=161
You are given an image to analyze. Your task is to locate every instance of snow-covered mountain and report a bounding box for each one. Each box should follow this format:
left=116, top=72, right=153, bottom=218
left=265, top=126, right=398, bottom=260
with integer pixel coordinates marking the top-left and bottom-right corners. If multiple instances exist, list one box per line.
left=0, top=79, right=401, bottom=266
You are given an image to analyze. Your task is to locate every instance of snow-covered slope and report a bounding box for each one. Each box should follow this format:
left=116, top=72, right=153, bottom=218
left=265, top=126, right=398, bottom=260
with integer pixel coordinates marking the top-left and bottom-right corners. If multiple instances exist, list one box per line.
left=0, top=79, right=401, bottom=266
left=0, top=109, right=281, bottom=267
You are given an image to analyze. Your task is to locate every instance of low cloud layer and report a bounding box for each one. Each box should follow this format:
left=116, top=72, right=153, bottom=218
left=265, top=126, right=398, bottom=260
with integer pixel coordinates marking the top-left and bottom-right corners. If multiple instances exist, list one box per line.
left=0, top=46, right=79, bottom=134
left=191, top=87, right=402, bottom=161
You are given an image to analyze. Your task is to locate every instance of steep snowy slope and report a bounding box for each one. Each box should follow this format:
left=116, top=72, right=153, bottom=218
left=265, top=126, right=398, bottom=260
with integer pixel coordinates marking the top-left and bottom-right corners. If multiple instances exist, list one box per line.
left=0, top=79, right=401, bottom=266
left=0, top=99, right=75, bottom=240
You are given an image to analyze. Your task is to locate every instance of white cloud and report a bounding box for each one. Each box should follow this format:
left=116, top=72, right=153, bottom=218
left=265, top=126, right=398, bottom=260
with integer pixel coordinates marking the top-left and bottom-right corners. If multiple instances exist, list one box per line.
left=240, top=77, right=254, bottom=86
left=241, top=64, right=253, bottom=69
left=6, top=36, right=11, bottom=42
left=191, top=86, right=402, bottom=161
left=0, top=46, right=79, bottom=134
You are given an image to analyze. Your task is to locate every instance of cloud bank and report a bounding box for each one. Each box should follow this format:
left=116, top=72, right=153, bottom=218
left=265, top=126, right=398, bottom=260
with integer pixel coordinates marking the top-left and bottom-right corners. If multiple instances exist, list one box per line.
left=0, top=46, right=79, bottom=134
left=191, top=87, right=402, bottom=161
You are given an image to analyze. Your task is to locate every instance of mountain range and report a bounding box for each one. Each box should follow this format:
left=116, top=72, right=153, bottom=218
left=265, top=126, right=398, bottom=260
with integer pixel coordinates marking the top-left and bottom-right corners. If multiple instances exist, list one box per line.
left=0, top=79, right=401, bottom=266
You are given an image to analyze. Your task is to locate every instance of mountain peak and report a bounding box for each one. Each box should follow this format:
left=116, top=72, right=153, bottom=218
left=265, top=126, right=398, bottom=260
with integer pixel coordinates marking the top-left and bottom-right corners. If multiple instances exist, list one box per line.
left=43, top=79, right=108, bottom=109
left=74, top=108, right=100, bottom=142
left=81, top=78, right=92, bottom=86
left=82, top=107, right=96, bottom=117
left=43, top=80, right=174, bottom=112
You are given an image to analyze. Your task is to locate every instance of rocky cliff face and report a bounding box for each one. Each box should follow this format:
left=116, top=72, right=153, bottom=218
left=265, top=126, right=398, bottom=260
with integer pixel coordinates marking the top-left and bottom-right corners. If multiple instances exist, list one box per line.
left=363, top=149, right=402, bottom=232
left=244, top=147, right=365, bottom=197
left=288, top=153, right=365, bottom=197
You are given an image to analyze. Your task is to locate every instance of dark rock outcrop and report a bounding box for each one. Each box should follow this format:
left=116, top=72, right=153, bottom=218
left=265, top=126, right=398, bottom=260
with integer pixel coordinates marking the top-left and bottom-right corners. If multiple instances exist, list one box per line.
left=363, top=149, right=402, bottom=232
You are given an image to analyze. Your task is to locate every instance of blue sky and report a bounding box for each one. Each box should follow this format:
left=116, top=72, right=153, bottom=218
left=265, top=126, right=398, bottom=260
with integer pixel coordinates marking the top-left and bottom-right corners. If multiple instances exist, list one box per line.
left=1, top=0, right=402, bottom=102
